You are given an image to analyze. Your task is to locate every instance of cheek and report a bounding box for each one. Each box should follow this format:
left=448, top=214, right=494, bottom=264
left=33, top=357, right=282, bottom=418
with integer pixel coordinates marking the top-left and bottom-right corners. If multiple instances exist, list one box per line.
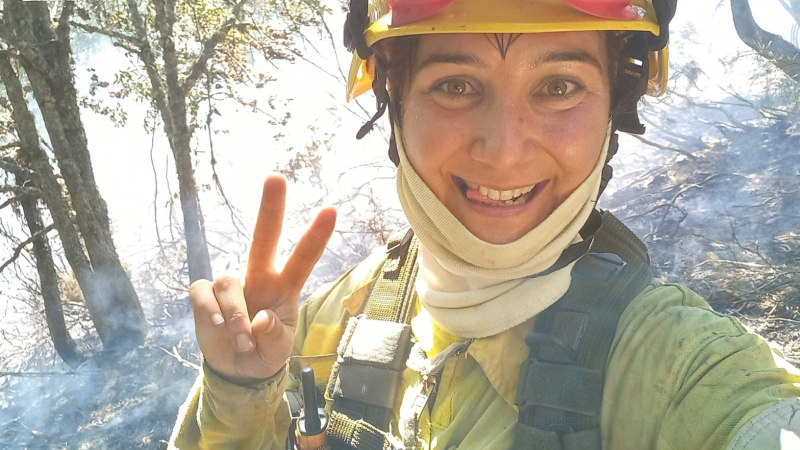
left=402, top=100, right=475, bottom=177
left=537, top=101, right=607, bottom=178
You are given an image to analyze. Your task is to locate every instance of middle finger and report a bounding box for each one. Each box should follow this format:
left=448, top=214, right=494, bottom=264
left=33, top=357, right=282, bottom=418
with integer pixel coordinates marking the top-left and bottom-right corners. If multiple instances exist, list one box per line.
left=247, top=174, right=286, bottom=275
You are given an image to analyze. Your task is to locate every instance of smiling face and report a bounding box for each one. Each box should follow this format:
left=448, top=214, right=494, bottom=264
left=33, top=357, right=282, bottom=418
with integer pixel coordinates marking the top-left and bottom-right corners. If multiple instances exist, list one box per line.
left=397, top=32, right=612, bottom=244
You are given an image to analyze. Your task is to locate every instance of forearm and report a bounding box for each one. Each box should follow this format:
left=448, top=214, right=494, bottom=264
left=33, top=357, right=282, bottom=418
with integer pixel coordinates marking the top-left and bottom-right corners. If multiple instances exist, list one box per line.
left=169, top=362, right=291, bottom=450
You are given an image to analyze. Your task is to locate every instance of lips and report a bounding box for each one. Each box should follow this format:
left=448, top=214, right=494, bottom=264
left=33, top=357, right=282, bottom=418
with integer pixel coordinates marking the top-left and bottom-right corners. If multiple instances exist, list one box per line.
left=454, top=176, right=547, bottom=207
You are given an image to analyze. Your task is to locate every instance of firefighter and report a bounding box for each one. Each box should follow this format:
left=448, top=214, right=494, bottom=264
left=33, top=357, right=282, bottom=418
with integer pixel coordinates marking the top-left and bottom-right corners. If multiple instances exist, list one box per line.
left=171, top=1, right=800, bottom=449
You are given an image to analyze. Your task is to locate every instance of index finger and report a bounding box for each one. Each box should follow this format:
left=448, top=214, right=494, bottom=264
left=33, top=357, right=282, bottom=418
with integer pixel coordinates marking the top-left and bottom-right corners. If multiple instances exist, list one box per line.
left=247, top=174, right=286, bottom=274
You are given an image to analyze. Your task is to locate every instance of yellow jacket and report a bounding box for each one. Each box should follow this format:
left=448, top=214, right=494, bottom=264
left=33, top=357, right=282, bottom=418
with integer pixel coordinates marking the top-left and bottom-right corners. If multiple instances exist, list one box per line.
left=170, top=247, right=800, bottom=450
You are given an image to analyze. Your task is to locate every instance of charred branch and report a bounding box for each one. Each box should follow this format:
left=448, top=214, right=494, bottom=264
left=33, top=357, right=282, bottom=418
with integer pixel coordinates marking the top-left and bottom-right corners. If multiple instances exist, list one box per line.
left=731, top=0, right=800, bottom=83
left=630, top=135, right=699, bottom=160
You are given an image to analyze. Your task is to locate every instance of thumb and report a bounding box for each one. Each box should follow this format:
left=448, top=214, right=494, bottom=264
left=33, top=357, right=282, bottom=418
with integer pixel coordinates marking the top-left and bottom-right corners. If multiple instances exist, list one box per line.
left=251, top=309, right=294, bottom=367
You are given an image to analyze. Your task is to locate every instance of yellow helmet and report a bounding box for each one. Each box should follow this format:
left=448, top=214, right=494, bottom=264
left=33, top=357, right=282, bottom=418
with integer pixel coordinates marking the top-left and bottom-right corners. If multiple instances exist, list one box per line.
left=345, top=0, right=673, bottom=102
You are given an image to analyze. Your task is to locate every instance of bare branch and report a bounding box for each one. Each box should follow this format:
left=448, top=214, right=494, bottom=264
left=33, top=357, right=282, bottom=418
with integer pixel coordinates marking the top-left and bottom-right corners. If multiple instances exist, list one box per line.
left=0, top=184, right=41, bottom=197
left=181, top=0, right=248, bottom=95
left=0, top=157, right=33, bottom=176
left=630, top=134, right=698, bottom=160
left=0, top=370, right=93, bottom=377
left=0, top=141, right=21, bottom=152
left=124, top=0, right=172, bottom=132
left=69, top=21, right=137, bottom=43
left=0, top=223, right=55, bottom=275
left=731, top=0, right=800, bottom=83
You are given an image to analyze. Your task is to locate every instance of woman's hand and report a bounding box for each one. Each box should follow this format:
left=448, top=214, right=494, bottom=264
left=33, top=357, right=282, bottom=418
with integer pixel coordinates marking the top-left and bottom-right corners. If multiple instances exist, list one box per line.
left=189, top=174, right=337, bottom=383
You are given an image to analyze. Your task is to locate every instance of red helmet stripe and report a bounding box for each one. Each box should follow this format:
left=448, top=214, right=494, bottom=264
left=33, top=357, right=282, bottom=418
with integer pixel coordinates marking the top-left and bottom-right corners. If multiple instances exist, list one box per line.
left=562, top=0, right=638, bottom=20
left=389, top=0, right=460, bottom=26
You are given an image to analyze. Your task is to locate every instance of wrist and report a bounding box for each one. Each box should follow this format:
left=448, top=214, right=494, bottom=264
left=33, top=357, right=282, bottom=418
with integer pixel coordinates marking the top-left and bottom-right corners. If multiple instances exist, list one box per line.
left=203, top=360, right=285, bottom=387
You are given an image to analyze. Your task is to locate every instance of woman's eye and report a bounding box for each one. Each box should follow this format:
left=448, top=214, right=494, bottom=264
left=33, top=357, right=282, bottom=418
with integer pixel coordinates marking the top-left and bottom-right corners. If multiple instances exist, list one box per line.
left=436, top=79, right=475, bottom=96
left=544, top=79, right=582, bottom=98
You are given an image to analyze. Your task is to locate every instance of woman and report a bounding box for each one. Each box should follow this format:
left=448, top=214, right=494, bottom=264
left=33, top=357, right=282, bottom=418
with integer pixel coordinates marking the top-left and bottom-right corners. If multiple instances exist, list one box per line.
left=171, top=0, right=800, bottom=449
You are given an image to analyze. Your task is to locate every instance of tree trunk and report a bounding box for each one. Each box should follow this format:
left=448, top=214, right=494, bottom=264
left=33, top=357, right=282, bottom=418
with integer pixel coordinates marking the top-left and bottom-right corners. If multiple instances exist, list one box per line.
left=1, top=2, right=147, bottom=350
left=168, top=115, right=214, bottom=283
left=124, top=0, right=213, bottom=282
left=3, top=17, right=146, bottom=350
left=731, top=0, right=800, bottom=83
left=15, top=174, right=84, bottom=368
left=0, top=53, right=112, bottom=347
left=155, top=0, right=213, bottom=282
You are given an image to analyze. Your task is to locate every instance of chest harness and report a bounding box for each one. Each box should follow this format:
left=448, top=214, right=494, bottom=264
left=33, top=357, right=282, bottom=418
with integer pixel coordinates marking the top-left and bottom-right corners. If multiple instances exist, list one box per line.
left=292, top=210, right=652, bottom=450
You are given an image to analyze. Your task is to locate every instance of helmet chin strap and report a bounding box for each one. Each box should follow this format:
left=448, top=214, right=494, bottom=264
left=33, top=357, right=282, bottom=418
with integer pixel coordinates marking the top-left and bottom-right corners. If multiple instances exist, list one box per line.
left=599, top=126, right=621, bottom=199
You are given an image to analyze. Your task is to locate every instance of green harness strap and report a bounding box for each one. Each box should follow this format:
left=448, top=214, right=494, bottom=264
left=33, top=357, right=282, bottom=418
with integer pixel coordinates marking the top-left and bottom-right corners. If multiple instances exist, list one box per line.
left=325, top=229, right=419, bottom=450
left=323, top=211, right=652, bottom=450
left=513, top=211, right=653, bottom=450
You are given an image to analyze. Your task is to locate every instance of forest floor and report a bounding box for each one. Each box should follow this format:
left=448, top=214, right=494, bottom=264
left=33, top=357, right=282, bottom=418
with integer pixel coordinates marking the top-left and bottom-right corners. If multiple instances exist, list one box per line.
left=0, top=299, right=200, bottom=449
left=605, top=114, right=800, bottom=356
left=1, top=111, right=799, bottom=449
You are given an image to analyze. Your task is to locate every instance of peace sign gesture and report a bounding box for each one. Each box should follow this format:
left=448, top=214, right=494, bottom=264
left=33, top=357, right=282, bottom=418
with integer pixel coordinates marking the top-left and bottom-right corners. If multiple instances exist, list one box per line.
left=189, top=175, right=337, bottom=382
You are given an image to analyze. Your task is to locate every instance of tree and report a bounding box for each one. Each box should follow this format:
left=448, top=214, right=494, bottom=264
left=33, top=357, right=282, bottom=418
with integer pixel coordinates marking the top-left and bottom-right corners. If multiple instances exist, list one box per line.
left=71, top=0, right=322, bottom=283
left=0, top=55, right=84, bottom=367
left=731, top=0, right=800, bottom=83
left=0, top=0, right=147, bottom=351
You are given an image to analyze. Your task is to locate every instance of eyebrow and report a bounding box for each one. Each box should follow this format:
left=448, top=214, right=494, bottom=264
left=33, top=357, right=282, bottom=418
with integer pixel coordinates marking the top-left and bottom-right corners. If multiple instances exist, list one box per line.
left=416, top=53, right=486, bottom=72
left=415, top=50, right=604, bottom=73
left=534, top=51, right=604, bottom=72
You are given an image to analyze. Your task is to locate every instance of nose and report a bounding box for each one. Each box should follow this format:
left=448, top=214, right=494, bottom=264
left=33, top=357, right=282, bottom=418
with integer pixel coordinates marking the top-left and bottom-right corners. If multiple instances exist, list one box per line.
left=470, top=95, right=537, bottom=169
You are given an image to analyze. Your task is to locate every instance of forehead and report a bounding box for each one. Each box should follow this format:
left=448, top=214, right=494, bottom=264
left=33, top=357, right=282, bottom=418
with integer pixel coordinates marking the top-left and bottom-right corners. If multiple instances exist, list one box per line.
left=414, top=31, right=607, bottom=66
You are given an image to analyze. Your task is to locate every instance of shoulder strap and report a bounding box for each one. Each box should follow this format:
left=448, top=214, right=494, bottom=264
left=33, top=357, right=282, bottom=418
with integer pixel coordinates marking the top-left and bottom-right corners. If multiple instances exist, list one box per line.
left=514, top=210, right=653, bottom=450
left=363, top=228, right=419, bottom=323
left=325, top=228, right=419, bottom=450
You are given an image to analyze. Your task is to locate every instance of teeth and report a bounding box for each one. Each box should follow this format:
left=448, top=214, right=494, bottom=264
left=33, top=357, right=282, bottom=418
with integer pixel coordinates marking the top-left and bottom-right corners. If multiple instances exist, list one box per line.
left=464, top=179, right=537, bottom=201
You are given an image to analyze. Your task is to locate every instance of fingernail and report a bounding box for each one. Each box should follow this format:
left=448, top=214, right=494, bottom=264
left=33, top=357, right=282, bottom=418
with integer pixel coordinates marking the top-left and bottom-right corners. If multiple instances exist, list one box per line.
left=255, top=309, right=269, bottom=323
left=211, top=313, right=224, bottom=326
left=236, top=333, right=253, bottom=352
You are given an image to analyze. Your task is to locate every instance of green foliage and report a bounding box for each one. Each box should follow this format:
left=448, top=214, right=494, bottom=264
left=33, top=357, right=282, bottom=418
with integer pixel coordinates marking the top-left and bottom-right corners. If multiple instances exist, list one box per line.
left=73, top=0, right=325, bottom=135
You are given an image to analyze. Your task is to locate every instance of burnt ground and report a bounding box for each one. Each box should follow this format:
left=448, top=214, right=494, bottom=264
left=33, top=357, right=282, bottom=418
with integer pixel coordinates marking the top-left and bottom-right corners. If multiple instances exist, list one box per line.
left=0, top=298, right=200, bottom=450
left=605, top=114, right=800, bottom=355
left=1, top=109, right=799, bottom=449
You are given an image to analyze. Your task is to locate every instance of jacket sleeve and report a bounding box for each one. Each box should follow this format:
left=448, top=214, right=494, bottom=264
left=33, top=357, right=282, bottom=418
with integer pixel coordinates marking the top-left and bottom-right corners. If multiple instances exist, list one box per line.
left=168, top=363, right=291, bottom=450
left=603, top=282, right=800, bottom=450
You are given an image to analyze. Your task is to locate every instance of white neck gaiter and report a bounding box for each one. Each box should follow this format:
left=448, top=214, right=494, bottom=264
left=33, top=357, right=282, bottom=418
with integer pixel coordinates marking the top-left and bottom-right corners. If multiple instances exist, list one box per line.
left=395, top=124, right=612, bottom=338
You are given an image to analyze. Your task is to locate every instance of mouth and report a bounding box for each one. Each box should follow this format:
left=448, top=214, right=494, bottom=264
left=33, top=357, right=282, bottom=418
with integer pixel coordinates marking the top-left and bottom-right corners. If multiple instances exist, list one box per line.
left=453, top=176, right=548, bottom=207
